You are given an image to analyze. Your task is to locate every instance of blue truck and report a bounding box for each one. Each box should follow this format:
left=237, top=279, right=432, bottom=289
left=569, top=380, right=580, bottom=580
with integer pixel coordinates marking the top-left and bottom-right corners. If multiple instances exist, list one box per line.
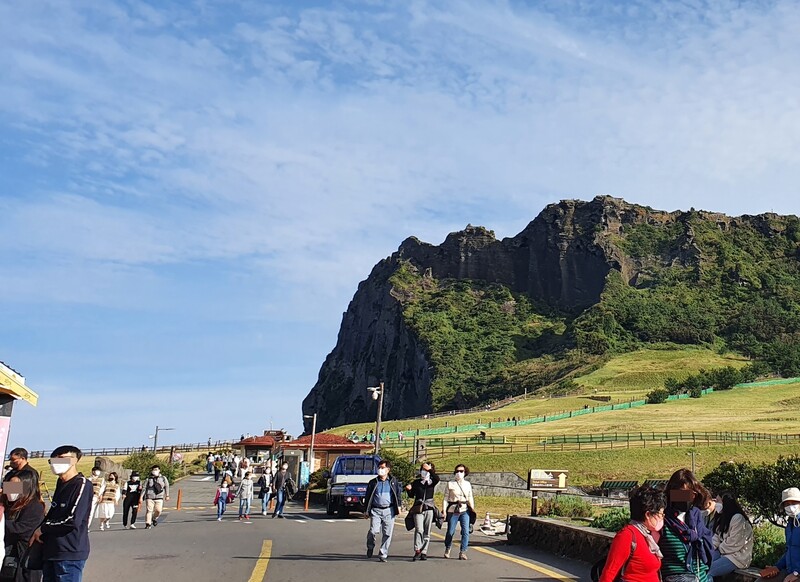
left=325, top=454, right=381, bottom=517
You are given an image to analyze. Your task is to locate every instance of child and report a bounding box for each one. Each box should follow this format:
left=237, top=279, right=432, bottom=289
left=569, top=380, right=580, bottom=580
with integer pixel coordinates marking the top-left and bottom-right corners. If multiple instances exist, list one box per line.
left=214, top=481, right=230, bottom=521
left=238, top=472, right=254, bottom=520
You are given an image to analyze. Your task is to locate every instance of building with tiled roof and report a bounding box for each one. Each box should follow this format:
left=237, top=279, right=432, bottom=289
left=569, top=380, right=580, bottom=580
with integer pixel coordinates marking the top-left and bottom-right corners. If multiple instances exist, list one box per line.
left=279, top=433, right=374, bottom=473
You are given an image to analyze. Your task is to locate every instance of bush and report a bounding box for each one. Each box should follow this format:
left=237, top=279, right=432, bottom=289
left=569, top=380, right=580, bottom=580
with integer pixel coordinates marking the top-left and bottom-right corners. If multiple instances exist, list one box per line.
left=647, top=388, right=669, bottom=404
left=752, top=523, right=786, bottom=568
left=591, top=507, right=630, bottom=532
left=122, top=451, right=178, bottom=482
left=538, top=494, right=593, bottom=518
left=703, top=461, right=752, bottom=499
left=689, top=386, right=703, bottom=398
left=378, top=450, right=415, bottom=486
left=664, top=377, right=682, bottom=395
left=309, top=467, right=329, bottom=490
left=742, top=456, right=800, bottom=527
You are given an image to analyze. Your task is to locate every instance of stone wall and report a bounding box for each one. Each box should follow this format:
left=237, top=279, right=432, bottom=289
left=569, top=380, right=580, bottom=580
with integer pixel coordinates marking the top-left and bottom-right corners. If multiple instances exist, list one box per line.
left=467, top=472, right=529, bottom=498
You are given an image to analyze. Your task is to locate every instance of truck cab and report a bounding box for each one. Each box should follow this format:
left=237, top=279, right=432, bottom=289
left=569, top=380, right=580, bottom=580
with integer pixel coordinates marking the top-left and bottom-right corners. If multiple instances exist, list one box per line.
left=325, top=454, right=381, bottom=517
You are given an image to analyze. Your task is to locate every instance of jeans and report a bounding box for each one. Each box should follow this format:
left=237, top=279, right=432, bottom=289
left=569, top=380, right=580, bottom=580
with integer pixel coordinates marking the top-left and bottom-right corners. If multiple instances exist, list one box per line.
left=708, top=551, right=737, bottom=581
left=43, top=560, right=86, bottom=582
left=239, top=497, right=251, bottom=517
left=445, top=511, right=470, bottom=552
left=217, top=497, right=227, bottom=518
left=413, top=510, right=434, bottom=554
left=261, top=492, right=271, bottom=513
left=273, top=489, right=287, bottom=516
left=366, top=507, right=395, bottom=558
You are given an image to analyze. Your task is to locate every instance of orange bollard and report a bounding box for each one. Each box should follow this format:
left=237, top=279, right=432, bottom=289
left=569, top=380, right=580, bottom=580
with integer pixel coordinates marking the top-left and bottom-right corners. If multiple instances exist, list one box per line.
left=176, top=489, right=182, bottom=511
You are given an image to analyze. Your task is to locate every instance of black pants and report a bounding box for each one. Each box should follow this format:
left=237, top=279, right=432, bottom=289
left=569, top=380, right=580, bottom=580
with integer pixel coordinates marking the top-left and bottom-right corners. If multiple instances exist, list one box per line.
left=123, top=497, right=139, bottom=526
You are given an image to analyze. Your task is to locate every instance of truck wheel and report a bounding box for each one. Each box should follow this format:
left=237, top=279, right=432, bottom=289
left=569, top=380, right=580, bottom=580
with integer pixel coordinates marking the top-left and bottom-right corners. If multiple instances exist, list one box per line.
left=326, top=498, right=336, bottom=516
left=337, top=503, right=350, bottom=518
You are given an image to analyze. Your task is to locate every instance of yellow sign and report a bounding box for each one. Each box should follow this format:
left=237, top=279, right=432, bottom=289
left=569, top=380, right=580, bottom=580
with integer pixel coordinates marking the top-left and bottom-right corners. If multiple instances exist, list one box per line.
left=0, top=362, right=38, bottom=407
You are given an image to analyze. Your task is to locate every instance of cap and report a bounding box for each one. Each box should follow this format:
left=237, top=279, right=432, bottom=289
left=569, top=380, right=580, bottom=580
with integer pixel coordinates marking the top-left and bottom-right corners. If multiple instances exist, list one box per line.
left=781, top=487, right=800, bottom=505
left=131, top=471, right=140, bottom=477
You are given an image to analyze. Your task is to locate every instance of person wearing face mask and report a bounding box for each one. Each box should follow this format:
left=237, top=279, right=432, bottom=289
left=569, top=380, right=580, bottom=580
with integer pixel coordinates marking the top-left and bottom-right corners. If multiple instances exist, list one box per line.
left=760, top=487, right=800, bottom=582
left=29, top=445, right=93, bottom=582
left=270, top=462, right=296, bottom=519
left=139, top=466, right=169, bottom=530
left=95, top=472, right=121, bottom=532
left=87, top=466, right=105, bottom=531
left=707, top=493, right=752, bottom=581
left=3, top=471, right=45, bottom=582
left=442, top=464, right=476, bottom=560
left=405, top=462, right=440, bottom=561
left=598, top=486, right=666, bottom=582
left=121, top=472, right=141, bottom=529
left=5, top=448, right=35, bottom=482
left=364, top=460, right=403, bottom=562
left=659, top=468, right=714, bottom=582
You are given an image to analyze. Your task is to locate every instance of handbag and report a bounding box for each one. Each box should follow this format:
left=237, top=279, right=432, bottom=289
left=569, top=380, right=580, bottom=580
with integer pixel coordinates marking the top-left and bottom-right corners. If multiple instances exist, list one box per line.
left=0, top=551, right=18, bottom=581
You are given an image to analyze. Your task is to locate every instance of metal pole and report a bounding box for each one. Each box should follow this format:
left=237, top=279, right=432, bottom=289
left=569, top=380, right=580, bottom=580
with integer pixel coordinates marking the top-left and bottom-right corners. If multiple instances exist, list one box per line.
left=153, top=425, right=159, bottom=452
left=375, top=382, right=384, bottom=456
left=304, top=413, right=317, bottom=511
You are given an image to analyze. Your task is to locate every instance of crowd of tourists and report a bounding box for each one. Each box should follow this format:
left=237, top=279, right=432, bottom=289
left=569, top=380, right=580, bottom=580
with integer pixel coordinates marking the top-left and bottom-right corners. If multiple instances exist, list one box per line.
left=210, top=456, right=297, bottom=521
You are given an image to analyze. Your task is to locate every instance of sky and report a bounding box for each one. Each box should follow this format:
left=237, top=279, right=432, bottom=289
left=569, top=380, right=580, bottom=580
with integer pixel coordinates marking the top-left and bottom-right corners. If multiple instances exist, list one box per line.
left=2, top=0, right=800, bottom=453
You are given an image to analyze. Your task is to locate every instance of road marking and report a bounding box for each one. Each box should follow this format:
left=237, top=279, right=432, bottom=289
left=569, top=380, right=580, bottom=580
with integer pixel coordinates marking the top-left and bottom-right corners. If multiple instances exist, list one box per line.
left=247, top=540, right=272, bottom=582
left=430, top=533, right=575, bottom=582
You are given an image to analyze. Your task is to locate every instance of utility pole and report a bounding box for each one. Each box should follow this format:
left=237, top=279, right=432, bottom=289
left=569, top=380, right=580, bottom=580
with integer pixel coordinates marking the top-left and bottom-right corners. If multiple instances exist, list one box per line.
left=367, top=382, right=385, bottom=456
left=303, top=413, right=317, bottom=511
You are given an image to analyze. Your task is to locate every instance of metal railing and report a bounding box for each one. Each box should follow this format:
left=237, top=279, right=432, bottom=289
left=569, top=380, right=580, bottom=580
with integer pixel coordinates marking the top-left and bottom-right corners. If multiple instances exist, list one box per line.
left=27, top=440, right=236, bottom=459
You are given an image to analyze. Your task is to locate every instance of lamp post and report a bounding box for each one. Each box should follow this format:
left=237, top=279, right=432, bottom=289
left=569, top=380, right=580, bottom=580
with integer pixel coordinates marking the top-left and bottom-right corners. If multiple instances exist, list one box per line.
left=367, top=382, right=385, bottom=455
left=149, top=426, right=175, bottom=452
left=302, top=413, right=317, bottom=511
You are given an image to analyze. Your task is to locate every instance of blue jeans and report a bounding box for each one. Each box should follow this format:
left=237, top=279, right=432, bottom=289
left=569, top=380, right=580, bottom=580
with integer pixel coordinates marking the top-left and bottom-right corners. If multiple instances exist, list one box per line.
left=273, top=489, right=286, bottom=516
left=366, top=507, right=395, bottom=559
left=708, top=551, right=737, bottom=581
left=217, top=497, right=227, bottom=518
left=43, top=560, right=86, bottom=582
left=445, top=511, right=470, bottom=552
left=239, top=497, right=251, bottom=516
left=261, top=492, right=271, bottom=513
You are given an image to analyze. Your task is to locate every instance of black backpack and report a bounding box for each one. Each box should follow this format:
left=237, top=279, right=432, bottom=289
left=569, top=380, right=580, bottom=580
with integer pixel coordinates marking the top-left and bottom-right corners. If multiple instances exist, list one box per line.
left=591, top=534, right=637, bottom=582
left=151, top=477, right=164, bottom=495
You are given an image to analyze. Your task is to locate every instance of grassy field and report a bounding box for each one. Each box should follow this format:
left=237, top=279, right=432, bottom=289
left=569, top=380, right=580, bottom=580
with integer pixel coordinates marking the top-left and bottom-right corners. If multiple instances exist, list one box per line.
left=431, top=444, right=797, bottom=488
left=324, top=348, right=753, bottom=438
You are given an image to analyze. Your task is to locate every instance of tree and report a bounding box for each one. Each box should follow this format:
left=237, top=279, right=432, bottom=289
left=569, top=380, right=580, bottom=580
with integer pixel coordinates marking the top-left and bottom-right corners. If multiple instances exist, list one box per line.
left=647, top=388, right=669, bottom=404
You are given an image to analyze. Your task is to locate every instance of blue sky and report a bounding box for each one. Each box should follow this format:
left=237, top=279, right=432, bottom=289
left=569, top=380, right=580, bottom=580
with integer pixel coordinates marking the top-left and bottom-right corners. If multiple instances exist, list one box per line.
left=2, top=0, right=799, bottom=452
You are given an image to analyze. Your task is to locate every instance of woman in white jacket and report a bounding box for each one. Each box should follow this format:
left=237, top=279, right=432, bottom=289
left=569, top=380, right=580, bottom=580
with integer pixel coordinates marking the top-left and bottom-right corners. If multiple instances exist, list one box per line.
left=442, top=464, right=475, bottom=561
left=709, top=493, right=753, bottom=581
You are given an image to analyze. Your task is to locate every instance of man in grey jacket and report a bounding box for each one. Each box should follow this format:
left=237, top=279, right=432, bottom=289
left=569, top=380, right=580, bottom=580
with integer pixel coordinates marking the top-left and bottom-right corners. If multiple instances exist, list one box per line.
left=140, top=465, right=170, bottom=529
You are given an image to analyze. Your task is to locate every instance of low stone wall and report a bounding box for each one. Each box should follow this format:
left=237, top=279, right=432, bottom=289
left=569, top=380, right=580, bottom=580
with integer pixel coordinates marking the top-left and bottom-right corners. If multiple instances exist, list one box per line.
left=467, top=472, right=529, bottom=498
left=508, top=516, right=762, bottom=582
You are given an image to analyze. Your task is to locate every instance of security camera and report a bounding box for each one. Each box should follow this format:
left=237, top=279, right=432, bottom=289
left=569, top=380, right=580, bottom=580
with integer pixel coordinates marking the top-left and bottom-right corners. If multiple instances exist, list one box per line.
left=372, top=391, right=379, bottom=400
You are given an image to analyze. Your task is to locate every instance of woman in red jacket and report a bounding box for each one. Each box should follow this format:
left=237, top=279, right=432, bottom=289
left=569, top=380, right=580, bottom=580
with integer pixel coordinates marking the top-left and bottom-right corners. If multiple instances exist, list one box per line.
left=600, top=486, right=667, bottom=582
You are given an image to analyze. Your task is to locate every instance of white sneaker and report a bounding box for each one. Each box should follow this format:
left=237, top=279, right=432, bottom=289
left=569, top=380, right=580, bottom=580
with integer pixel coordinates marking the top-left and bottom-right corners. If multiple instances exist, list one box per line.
left=217, top=517, right=222, bottom=521
left=99, top=523, right=105, bottom=531
left=130, top=524, right=136, bottom=529
left=262, top=511, right=267, bottom=516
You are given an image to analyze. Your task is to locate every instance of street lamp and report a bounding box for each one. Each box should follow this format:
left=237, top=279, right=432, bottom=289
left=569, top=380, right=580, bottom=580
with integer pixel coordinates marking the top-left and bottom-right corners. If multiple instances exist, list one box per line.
left=149, top=426, right=175, bottom=452
left=367, top=382, right=385, bottom=455
left=302, top=413, right=317, bottom=511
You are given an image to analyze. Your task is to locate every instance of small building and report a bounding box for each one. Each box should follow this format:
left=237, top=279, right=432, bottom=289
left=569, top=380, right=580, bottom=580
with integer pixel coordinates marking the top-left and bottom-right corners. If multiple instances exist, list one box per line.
left=278, top=433, right=374, bottom=475
left=233, top=430, right=288, bottom=463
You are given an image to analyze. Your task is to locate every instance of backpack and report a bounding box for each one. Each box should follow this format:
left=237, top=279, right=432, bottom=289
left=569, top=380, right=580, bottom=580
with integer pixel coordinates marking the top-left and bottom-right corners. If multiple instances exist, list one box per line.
left=591, top=529, right=637, bottom=582
left=151, top=477, right=164, bottom=495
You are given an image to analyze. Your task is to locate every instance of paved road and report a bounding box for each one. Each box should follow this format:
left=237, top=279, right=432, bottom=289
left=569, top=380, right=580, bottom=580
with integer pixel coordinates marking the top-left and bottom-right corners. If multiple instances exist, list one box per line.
left=83, top=475, right=591, bottom=582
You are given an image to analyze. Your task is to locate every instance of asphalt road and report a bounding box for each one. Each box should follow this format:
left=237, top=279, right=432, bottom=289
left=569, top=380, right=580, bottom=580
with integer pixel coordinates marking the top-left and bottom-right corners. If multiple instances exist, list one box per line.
left=83, top=475, right=591, bottom=582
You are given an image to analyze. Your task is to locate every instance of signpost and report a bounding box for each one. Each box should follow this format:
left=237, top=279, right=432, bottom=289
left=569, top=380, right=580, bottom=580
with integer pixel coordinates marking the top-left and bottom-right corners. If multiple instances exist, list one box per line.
left=527, top=469, right=569, bottom=516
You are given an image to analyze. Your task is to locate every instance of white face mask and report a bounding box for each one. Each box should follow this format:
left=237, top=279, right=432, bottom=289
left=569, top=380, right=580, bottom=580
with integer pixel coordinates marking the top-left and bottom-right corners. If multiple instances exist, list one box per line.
left=455, top=471, right=465, bottom=481
left=50, top=461, right=72, bottom=475
left=420, top=470, right=430, bottom=480
left=785, top=504, right=800, bottom=516
left=715, top=502, right=723, bottom=514
left=281, top=465, right=288, bottom=471
left=6, top=493, right=20, bottom=502
left=152, top=470, right=160, bottom=477
left=132, top=476, right=140, bottom=481
left=378, top=468, right=388, bottom=477
left=92, top=471, right=100, bottom=477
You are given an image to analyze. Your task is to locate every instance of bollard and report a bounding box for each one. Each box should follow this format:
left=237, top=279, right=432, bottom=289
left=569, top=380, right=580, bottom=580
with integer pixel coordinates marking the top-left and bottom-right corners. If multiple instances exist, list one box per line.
left=176, top=488, right=182, bottom=511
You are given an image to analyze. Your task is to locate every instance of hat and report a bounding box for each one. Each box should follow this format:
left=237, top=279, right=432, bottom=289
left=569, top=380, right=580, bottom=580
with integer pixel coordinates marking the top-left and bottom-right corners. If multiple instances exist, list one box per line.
left=781, top=487, right=800, bottom=505
left=131, top=471, right=140, bottom=477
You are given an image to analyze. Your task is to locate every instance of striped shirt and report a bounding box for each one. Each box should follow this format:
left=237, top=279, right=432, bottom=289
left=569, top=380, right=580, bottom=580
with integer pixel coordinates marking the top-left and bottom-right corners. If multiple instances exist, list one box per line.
left=660, top=525, right=709, bottom=582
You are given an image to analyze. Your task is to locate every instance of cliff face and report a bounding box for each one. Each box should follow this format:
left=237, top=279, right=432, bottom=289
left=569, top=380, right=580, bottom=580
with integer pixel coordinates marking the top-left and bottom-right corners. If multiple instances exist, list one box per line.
left=302, top=196, right=800, bottom=431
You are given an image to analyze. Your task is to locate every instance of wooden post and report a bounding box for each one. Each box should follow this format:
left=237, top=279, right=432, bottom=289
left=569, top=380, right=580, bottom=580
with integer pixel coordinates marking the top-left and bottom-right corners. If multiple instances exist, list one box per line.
left=530, top=490, right=539, bottom=516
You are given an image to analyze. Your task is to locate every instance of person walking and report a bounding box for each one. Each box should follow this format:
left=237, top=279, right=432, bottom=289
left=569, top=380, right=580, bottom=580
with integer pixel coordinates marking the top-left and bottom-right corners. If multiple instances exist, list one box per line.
left=3, top=469, right=45, bottom=582
left=442, top=464, right=475, bottom=560
left=364, top=459, right=403, bottom=562
left=214, top=481, right=231, bottom=521
left=29, top=445, right=93, bottom=582
left=206, top=454, right=214, bottom=474
left=598, top=486, right=666, bottom=582
left=238, top=472, right=254, bottom=520
left=759, top=487, right=800, bottom=581
left=140, top=465, right=169, bottom=530
left=95, top=472, right=120, bottom=531
left=213, top=459, right=223, bottom=483
left=405, top=461, right=440, bottom=561
left=708, top=492, right=753, bottom=581
left=270, top=463, right=296, bottom=518
left=659, top=468, right=714, bottom=582
left=121, top=472, right=142, bottom=529
left=87, top=466, right=105, bottom=530
left=257, top=470, right=272, bottom=516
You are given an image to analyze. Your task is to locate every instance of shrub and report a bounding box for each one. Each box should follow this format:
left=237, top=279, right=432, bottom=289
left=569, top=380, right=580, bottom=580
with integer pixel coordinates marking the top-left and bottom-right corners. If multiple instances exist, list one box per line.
left=309, top=467, right=330, bottom=490
left=664, top=377, right=682, bottom=395
left=752, top=523, right=786, bottom=568
left=646, top=388, right=669, bottom=404
left=122, top=451, right=178, bottom=482
left=538, top=494, right=593, bottom=518
left=591, top=507, right=630, bottom=532
left=689, top=386, right=703, bottom=398
left=742, top=456, right=800, bottom=527
left=703, top=461, right=752, bottom=499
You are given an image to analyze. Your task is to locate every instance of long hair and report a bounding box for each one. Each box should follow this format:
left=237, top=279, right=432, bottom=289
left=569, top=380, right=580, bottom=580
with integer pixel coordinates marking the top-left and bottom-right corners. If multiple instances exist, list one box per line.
left=713, top=492, right=750, bottom=536
left=665, top=468, right=711, bottom=509
left=4, top=470, right=44, bottom=518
